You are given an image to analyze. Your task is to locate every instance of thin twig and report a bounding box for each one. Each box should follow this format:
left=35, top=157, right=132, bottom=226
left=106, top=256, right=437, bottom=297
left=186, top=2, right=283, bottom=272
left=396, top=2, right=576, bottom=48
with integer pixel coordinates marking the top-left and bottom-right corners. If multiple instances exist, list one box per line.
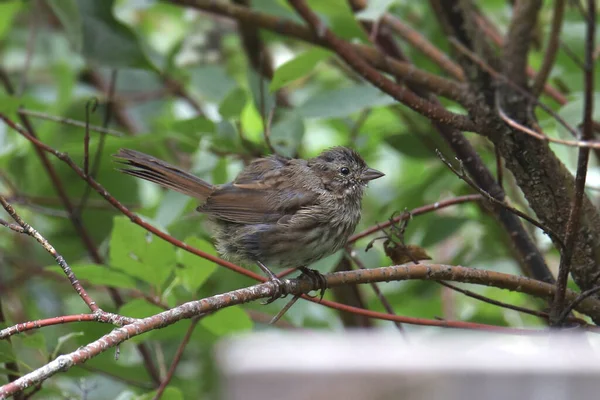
left=558, top=286, right=600, bottom=325
left=171, top=0, right=474, bottom=109
left=270, top=295, right=301, bottom=325
left=19, top=109, right=124, bottom=137
left=550, top=0, right=596, bottom=326
left=152, top=319, right=200, bottom=400
left=495, top=145, right=503, bottom=186
left=0, top=313, right=136, bottom=340
left=381, top=14, right=465, bottom=81
left=286, top=0, right=478, bottom=133
left=345, top=249, right=406, bottom=334
left=0, top=195, right=99, bottom=312
left=0, top=294, right=22, bottom=399
left=497, top=104, right=600, bottom=149
left=502, top=0, right=543, bottom=89
left=436, top=150, right=565, bottom=249
left=78, top=70, right=118, bottom=212
left=532, top=0, right=567, bottom=97
left=437, top=281, right=585, bottom=326
left=1, top=68, right=162, bottom=386
left=83, top=98, right=99, bottom=176
left=3, top=263, right=594, bottom=398
left=449, top=38, right=580, bottom=139
left=349, top=194, right=483, bottom=243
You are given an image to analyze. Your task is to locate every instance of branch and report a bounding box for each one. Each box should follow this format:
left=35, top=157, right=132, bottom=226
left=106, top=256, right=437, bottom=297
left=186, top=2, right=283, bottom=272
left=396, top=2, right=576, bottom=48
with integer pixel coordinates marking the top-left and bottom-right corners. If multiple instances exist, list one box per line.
left=0, top=68, right=105, bottom=268
left=0, top=103, right=163, bottom=386
left=361, top=9, right=553, bottom=284
left=436, top=151, right=565, bottom=250
left=349, top=194, right=482, bottom=243
left=0, top=297, right=21, bottom=400
left=531, top=0, right=566, bottom=97
left=0, top=112, right=263, bottom=281
left=18, top=109, right=124, bottom=137
left=152, top=319, right=199, bottom=400
left=0, top=313, right=136, bottom=340
left=503, top=0, right=543, bottom=89
left=344, top=250, right=405, bottom=333
left=550, top=0, right=596, bottom=325
left=167, top=0, right=474, bottom=111
left=381, top=14, right=465, bottom=81
left=287, top=0, right=476, bottom=132
left=0, top=195, right=99, bottom=312
left=1, top=262, right=598, bottom=398
left=497, top=104, right=600, bottom=149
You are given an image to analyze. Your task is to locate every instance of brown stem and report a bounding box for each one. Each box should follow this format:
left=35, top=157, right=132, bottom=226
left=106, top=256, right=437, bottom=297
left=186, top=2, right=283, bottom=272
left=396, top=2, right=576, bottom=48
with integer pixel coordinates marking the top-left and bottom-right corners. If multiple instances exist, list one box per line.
left=152, top=319, right=199, bottom=399
left=0, top=196, right=99, bottom=312
left=168, top=0, right=474, bottom=110
left=531, top=0, right=566, bottom=97
left=550, top=0, right=596, bottom=326
left=2, top=261, right=600, bottom=397
left=503, top=0, right=543, bottom=89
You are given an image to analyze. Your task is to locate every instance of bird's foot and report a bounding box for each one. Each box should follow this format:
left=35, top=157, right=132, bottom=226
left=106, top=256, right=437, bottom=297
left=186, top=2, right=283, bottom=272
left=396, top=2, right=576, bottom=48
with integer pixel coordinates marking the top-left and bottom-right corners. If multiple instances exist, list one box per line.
left=298, top=267, right=327, bottom=302
left=262, top=276, right=289, bottom=305
left=257, top=261, right=289, bottom=304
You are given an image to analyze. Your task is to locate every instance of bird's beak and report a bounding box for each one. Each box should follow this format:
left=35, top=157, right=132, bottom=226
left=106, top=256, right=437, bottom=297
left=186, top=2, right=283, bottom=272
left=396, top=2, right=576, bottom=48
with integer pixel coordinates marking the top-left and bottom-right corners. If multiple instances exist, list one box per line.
left=361, top=168, right=385, bottom=181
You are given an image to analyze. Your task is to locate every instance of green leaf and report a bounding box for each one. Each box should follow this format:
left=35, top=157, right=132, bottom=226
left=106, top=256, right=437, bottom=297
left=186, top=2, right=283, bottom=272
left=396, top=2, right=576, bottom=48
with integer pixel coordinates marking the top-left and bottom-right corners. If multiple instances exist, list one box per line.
left=19, top=333, right=47, bottom=351
left=421, top=217, right=468, bottom=247
left=385, top=133, right=435, bottom=159
left=200, top=306, right=253, bottom=336
left=119, top=299, right=165, bottom=319
left=556, top=93, right=600, bottom=137
left=213, top=121, right=242, bottom=152
left=109, top=216, right=175, bottom=287
left=0, top=0, right=21, bottom=40
left=0, top=340, right=15, bottom=363
left=268, top=112, right=304, bottom=157
left=76, top=0, right=155, bottom=70
left=297, top=85, right=396, bottom=119
left=176, top=237, right=219, bottom=293
left=190, top=65, right=236, bottom=103
left=46, top=263, right=139, bottom=290
left=139, top=387, right=183, bottom=400
left=47, top=0, right=82, bottom=51
left=117, top=299, right=164, bottom=343
left=171, top=116, right=215, bottom=137
left=307, top=0, right=368, bottom=41
left=247, top=69, right=275, bottom=120
left=219, top=88, right=248, bottom=119
left=51, top=332, right=84, bottom=360
left=0, top=94, right=20, bottom=115
left=356, top=0, right=398, bottom=20
left=270, top=48, right=331, bottom=91
left=155, top=191, right=193, bottom=229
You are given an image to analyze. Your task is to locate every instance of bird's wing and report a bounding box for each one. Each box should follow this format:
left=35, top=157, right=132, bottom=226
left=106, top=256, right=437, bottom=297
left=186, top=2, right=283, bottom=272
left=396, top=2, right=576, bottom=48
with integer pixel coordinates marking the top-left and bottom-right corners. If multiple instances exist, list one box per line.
left=197, top=156, right=318, bottom=224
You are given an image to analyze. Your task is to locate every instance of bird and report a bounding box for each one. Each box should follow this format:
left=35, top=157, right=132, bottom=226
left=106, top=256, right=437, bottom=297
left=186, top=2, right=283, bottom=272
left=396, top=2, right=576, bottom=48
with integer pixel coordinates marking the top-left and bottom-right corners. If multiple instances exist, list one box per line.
left=114, top=147, right=384, bottom=302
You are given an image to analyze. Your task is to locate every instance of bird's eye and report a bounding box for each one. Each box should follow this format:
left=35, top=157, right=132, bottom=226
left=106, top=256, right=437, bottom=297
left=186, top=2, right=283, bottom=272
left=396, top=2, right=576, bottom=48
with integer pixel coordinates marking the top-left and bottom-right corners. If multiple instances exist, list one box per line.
left=340, top=167, right=350, bottom=175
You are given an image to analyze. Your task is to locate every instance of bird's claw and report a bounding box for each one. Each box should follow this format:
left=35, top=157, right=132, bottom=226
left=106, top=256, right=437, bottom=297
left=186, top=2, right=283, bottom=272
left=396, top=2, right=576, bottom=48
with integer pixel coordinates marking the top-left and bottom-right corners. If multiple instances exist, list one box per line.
left=261, top=276, right=289, bottom=305
left=298, top=267, right=327, bottom=302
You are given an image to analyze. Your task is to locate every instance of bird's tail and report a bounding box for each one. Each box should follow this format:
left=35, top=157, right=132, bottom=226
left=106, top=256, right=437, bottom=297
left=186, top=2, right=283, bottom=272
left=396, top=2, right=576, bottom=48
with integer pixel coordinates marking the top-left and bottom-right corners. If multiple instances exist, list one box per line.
left=114, top=149, right=215, bottom=200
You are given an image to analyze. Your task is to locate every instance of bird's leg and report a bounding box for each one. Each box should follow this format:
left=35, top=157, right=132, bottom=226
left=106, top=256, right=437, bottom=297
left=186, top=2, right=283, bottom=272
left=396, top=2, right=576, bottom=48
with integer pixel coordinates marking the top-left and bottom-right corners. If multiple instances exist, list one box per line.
left=298, top=266, right=327, bottom=302
left=256, top=261, right=288, bottom=304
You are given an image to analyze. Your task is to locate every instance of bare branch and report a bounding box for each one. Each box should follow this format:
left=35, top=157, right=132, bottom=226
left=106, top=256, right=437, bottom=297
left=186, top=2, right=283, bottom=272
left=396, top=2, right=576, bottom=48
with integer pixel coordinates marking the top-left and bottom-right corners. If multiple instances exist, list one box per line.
left=532, top=0, right=567, bottom=97
left=2, top=261, right=598, bottom=398
left=550, top=0, right=596, bottom=325
left=0, top=195, right=99, bottom=312
left=503, top=0, right=543, bottom=89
